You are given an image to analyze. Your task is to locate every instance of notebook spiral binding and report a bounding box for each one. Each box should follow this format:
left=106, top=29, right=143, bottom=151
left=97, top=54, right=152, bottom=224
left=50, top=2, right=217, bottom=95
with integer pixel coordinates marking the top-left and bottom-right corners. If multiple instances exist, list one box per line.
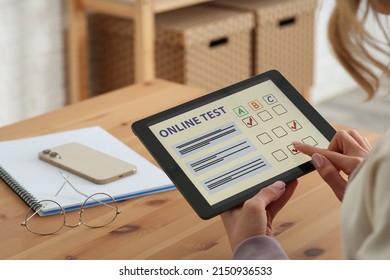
left=0, top=165, right=40, bottom=211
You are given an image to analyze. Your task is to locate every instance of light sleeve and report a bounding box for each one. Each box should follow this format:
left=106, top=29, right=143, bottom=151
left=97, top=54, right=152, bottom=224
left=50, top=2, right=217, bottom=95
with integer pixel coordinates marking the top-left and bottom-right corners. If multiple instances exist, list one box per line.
left=232, top=235, right=288, bottom=260
left=355, top=156, right=390, bottom=259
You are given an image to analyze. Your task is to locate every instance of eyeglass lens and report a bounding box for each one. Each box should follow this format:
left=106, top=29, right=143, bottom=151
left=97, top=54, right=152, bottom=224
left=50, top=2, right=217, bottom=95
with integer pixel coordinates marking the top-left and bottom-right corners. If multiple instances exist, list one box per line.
left=24, top=200, right=65, bottom=235
left=81, top=193, right=119, bottom=228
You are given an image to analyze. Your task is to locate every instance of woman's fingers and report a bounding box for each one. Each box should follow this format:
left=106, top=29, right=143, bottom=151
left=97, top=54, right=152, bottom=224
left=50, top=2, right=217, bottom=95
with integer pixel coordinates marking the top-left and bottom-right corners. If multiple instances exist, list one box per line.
left=292, top=141, right=363, bottom=174
left=328, top=130, right=370, bottom=156
left=311, top=153, right=347, bottom=201
left=347, top=130, right=372, bottom=151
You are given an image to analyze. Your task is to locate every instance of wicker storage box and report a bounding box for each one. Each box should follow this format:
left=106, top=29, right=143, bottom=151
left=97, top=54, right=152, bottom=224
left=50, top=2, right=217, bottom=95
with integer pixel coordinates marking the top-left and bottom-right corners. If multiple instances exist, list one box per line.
left=156, top=5, right=254, bottom=92
left=88, top=5, right=254, bottom=95
left=213, top=0, right=318, bottom=95
left=89, top=14, right=135, bottom=96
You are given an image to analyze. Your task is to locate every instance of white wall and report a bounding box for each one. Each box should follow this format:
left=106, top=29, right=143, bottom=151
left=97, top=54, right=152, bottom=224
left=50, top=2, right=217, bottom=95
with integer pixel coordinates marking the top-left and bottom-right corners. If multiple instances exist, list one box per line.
left=0, top=0, right=66, bottom=127
left=311, top=0, right=359, bottom=103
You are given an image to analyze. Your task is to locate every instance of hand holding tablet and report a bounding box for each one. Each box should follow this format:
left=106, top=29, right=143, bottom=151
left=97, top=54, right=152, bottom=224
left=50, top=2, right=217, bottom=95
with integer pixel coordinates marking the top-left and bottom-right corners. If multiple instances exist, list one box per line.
left=132, top=70, right=335, bottom=219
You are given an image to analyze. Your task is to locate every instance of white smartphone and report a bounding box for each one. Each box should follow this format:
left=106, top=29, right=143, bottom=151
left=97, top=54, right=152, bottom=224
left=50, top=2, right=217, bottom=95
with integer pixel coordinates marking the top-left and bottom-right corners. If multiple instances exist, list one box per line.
left=38, top=142, right=137, bottom=184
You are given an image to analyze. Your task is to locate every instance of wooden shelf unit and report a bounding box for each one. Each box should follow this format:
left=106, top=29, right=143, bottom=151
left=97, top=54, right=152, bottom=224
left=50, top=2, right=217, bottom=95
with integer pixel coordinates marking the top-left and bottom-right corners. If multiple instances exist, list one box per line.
left=67, top=0, right=215, bottom=103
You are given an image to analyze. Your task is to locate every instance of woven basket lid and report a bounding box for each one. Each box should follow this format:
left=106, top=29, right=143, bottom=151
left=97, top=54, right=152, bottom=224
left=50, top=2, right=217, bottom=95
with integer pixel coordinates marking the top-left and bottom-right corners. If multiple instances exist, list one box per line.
left=213, top=0, right=318, bottom=25
left=156, top=5, right=254, bottom=47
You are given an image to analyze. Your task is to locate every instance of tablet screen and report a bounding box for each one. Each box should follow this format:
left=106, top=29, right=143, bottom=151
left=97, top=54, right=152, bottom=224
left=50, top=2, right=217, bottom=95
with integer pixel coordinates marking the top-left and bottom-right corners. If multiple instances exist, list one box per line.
left=149, top=79, right=330, bottom=206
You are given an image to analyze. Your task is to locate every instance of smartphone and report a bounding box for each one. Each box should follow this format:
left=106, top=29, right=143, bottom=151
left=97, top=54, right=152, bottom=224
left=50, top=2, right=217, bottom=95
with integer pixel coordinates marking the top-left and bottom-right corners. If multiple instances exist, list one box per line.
left=38, top=142, right=137, bottom=184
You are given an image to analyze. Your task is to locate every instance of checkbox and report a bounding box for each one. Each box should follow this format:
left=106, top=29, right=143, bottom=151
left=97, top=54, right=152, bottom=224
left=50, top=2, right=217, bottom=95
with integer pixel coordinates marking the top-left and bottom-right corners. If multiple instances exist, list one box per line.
left=287, top=120, right=302, bottom=131
left=242, top=116, right=258, bottom=128
left=257, top=110, right=273, bottom=122
left=257, top=132, right=272, bottom=145
left=287, top=144, right=300, bottom=155
left=272, top=104, right=287, bottom=116
left=272, top=126, right=288, bottom=138
left=302, top=136, right=318, bottom=146
left=272, top=149, right=288, bottom=162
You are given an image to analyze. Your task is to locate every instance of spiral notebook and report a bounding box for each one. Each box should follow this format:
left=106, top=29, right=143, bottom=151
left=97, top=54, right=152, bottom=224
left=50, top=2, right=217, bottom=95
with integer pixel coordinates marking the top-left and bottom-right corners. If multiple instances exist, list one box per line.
left=0, top=126, right=174, bottom=216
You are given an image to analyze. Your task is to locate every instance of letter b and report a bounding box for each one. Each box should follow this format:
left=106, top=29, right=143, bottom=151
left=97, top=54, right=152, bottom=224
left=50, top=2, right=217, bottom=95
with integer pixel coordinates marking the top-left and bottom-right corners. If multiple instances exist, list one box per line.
left=248, top=100, right=263, bottom=111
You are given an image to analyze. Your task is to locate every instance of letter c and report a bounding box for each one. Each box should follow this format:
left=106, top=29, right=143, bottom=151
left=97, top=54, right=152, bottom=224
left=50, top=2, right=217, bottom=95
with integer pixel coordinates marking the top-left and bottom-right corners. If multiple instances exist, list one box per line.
left=267, top=95, right=275, bottom=103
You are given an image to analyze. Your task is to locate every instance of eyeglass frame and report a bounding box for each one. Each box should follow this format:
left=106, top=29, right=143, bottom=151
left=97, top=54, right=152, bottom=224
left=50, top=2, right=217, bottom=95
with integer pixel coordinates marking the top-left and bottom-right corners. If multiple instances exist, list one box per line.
left=21, top=171, right=121, bottom=235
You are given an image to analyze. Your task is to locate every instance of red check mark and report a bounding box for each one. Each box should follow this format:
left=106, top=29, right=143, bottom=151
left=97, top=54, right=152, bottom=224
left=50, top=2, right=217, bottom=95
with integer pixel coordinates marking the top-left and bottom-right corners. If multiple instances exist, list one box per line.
left=247, top=118, right=253, bottom=126
left=292, top=148, right=299, bottom=153
left=291, top=121, right=297, bottom=130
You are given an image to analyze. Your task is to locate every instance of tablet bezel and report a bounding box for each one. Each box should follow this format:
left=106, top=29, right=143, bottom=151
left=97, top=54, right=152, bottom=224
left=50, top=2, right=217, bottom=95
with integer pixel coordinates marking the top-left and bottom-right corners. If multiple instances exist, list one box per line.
left=132, top=70, right=336, bottom=219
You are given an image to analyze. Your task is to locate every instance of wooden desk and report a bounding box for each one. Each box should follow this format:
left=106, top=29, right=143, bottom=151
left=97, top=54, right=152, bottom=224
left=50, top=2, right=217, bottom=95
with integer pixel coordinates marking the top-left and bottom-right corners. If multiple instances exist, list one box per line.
left=0, top=80, right=378, bottom=260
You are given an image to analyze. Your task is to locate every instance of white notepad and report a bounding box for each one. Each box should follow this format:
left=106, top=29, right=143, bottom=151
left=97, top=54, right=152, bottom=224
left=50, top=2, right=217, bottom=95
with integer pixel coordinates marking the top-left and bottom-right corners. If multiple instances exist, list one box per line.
left=0, top=126, right=174, bottom=215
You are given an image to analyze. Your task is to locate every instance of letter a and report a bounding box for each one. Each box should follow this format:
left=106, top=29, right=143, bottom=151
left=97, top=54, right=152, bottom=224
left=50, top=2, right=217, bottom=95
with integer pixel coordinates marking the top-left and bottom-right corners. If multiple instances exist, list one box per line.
left=234, top=106, right=248, bottom=117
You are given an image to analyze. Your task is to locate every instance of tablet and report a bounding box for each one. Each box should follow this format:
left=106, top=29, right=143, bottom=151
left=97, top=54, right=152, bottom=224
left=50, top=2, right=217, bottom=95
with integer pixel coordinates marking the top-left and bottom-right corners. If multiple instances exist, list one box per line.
left=132, top=70, right=336, bottom=219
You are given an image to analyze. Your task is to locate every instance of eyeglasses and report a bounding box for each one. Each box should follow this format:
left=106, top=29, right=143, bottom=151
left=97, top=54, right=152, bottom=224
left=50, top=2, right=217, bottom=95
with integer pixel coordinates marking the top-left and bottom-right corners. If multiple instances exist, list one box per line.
left=21, top=171, right=121, bottom=235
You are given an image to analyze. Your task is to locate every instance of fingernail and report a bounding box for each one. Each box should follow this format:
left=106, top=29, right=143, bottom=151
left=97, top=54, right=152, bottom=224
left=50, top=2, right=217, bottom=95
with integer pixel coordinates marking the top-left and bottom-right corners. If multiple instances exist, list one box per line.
left=312, top=153, right=324, bottom=168
left=292, top=140, right=302, bottom=147
left=273, top=181, right=286, bottom=190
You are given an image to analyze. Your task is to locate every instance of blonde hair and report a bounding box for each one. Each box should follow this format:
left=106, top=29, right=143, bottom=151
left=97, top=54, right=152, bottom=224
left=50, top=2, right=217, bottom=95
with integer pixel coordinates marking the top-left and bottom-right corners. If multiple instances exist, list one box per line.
left=328, top=0, right=390, bottom=98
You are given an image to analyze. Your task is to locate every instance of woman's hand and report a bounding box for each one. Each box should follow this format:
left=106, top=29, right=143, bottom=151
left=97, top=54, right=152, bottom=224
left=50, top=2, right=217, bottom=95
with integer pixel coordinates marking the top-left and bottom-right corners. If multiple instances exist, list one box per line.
left=221, top=180, right=298, bottom=250
left=293, top=130, right=371, bottom=201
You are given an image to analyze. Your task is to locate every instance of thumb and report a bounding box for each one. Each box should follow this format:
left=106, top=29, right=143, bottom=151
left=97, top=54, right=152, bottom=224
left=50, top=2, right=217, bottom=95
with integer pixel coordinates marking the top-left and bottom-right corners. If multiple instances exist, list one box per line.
left=253, top=181, right=286, bottom=207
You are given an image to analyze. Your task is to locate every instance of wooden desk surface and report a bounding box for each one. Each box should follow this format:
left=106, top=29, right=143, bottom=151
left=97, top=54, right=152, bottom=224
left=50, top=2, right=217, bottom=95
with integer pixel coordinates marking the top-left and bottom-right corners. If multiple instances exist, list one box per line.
left=0, top=80, right=378, bottom=260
